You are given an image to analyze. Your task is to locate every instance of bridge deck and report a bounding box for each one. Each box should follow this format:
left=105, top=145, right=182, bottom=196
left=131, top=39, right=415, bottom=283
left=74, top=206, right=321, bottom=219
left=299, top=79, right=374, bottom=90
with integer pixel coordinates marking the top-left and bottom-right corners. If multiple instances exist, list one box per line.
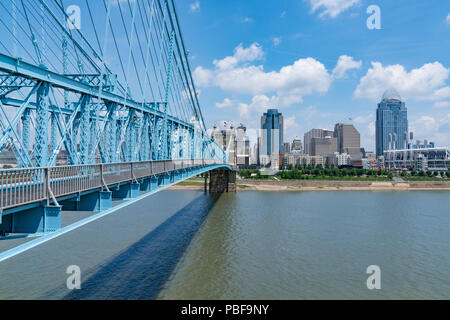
left=0, top=159, right=228, bottom=215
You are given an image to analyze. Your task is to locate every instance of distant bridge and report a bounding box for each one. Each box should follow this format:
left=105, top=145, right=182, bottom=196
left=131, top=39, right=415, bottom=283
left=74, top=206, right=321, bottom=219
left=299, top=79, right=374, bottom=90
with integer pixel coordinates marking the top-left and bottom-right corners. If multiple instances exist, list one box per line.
left=0, top=0, right=234, bottom=235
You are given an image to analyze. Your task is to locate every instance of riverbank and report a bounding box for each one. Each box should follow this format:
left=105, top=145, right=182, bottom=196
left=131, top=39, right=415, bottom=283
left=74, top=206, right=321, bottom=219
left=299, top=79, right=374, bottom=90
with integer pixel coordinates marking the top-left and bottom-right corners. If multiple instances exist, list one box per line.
left=168, top=179, right=450, bottom=191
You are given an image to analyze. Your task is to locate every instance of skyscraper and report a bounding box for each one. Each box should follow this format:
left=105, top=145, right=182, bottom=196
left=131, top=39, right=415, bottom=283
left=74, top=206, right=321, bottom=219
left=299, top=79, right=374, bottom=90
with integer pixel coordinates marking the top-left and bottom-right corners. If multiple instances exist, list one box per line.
left=304, top=128, right=334, bottom=155
left=260, top=109, right=284, bottom=165
left=375, top=88, right=408, bottom=156
left=334, top=123, right=362, bottom=159
left=310, top=136, right=337, bottom=157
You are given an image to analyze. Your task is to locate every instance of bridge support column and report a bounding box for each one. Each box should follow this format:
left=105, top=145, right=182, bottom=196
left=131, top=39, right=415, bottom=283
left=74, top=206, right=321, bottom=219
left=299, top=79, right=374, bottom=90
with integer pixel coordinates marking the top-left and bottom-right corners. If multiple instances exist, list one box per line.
left=112, top=182, right=140, bottom=200
left=173, top=170, right=182, bottom=182
left=139, top=177, right=159, bottom=192
left=0, top=205, right=62, bottom=234
left=150, top=177, right=159, bottom=190
left=184, top=169, right=191, bottom=179
left=140, top=178, right=151, bottom=192
left=163, top=173, right=171, bottom=185
left=78, top=191, right=112, bottom=211
left=170, top=171, right=177, bottom=183
left=61, top=191, right=112, bottom=212
left=209, top=169, right=236, bottom=193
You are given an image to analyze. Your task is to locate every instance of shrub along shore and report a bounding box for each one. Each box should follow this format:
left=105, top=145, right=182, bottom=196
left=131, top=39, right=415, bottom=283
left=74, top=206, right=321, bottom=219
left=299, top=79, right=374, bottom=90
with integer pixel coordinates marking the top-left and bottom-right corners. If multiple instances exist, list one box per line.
left=169, top=166, right=449, bottom=191
left=170, top=170, right=450, bottom=191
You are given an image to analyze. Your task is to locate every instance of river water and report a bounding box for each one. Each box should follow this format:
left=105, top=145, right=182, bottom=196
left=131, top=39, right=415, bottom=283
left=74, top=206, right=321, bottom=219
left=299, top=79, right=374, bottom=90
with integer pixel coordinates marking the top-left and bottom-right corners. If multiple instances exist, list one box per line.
left=0, top=190, right=449, bottom=299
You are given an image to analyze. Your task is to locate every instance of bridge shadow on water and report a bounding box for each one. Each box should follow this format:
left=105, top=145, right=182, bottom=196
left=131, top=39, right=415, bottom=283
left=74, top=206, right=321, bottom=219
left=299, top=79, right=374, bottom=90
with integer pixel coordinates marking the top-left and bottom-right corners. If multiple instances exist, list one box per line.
left=47, top=193, right=220, bottom=300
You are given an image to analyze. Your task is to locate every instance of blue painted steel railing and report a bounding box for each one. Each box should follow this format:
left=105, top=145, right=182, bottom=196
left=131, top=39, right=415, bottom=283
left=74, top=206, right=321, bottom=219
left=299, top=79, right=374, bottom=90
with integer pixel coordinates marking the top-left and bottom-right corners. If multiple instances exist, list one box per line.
left=0, top=159, right=223, bottom=211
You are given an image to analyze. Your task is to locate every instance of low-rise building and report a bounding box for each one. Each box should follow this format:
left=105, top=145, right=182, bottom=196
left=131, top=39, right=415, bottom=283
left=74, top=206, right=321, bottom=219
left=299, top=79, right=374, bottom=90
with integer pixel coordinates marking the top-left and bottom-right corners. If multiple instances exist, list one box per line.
left=363, top=151, right=376, bottom=161
left=326, top=152, right=350, bottom=167
left=362, top=158, right=378, bottom=170
left=285, top=153, right=324, bottom=167
left=383, top=147, right=450, bottom=171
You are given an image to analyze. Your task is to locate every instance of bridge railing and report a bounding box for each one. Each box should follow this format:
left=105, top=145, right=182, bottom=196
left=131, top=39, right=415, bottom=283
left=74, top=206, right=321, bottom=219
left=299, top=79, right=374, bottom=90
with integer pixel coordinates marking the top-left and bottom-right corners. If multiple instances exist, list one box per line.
left=0, top=168, right=47, bottom=210
left=0, top=159, right=226, bottom=211
left=50, top=164, right=102, bottom=199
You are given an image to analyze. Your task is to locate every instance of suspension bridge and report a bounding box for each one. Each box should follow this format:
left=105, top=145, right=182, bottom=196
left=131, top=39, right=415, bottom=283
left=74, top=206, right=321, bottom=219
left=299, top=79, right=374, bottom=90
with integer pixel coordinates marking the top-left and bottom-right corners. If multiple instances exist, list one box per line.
left=0, top=0, right=234, bottom=236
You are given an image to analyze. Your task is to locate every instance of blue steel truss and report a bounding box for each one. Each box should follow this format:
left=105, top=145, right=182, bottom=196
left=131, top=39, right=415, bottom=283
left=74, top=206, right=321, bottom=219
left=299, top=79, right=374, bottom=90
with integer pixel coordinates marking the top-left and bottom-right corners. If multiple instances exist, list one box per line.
left=0, top=0, right=226, bottom=168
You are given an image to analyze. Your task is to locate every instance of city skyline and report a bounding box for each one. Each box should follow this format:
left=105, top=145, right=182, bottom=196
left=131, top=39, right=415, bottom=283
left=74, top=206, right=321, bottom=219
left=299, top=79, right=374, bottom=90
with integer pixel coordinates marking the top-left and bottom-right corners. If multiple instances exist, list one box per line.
left=178, top=0, right=450, bottom=149
left=214, top=97, right=441, bottom=162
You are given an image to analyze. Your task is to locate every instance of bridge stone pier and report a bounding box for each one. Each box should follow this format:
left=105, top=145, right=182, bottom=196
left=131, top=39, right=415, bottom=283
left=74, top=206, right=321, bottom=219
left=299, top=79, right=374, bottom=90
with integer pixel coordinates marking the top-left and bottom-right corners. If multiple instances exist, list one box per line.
left=209, top=169, right=236, bottom=193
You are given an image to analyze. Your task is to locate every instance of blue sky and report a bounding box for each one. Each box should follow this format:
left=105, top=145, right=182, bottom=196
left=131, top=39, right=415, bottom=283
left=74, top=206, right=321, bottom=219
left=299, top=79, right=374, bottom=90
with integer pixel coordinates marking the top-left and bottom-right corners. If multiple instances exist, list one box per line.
left=176, top=0, right=450, bottom=150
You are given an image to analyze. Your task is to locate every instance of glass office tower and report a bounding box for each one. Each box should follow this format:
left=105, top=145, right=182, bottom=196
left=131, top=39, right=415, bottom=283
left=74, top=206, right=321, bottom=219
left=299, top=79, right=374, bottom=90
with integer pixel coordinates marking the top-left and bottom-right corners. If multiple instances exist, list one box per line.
left=375, top=88, right=408, bottom=156
left=260, top=109, right=284, bottom=156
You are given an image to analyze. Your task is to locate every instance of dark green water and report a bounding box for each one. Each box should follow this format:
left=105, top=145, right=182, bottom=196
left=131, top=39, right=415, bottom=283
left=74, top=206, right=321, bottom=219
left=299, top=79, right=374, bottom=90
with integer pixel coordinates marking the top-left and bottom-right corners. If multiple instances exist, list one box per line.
left=159, top=191, right=450, bottom=299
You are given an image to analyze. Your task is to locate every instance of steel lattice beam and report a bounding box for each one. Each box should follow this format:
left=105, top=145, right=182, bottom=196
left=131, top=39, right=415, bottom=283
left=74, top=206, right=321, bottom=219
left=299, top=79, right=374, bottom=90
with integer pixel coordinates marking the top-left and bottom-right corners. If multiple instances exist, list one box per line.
left=0, top=0, right=226, bottom=169
left=34, top=82, right=50, bottom=167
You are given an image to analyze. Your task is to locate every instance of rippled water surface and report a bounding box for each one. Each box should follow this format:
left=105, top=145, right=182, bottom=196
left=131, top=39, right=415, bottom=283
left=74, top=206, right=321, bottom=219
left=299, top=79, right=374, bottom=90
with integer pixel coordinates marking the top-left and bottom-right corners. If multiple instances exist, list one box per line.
left=0, top=190, right=449, bottom=299
left=159, top=191, right=450, bottom=300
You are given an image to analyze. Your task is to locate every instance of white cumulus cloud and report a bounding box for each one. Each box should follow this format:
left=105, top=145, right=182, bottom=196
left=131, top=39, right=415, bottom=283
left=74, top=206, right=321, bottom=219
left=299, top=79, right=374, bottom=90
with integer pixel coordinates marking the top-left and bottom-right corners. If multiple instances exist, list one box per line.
left=197, top=44, right=360, bottom=121
left=195, top=43, right=332, bottom=105
left=212, top=43, right=264, bottom=70
left=233, top=43, right=264, bottom=63
left=332, top=55, right=362, bottom=79
left=214, top=57, right=331, bottom=96
left=447, top=12, right=450, bottom=24
left=215, top=98, right=237, bottom=109
left=307, top=0, right=361, bottom=18
left=192, top=66, right=214, bottom=86
left=354, top=61, right=450, bottom=101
